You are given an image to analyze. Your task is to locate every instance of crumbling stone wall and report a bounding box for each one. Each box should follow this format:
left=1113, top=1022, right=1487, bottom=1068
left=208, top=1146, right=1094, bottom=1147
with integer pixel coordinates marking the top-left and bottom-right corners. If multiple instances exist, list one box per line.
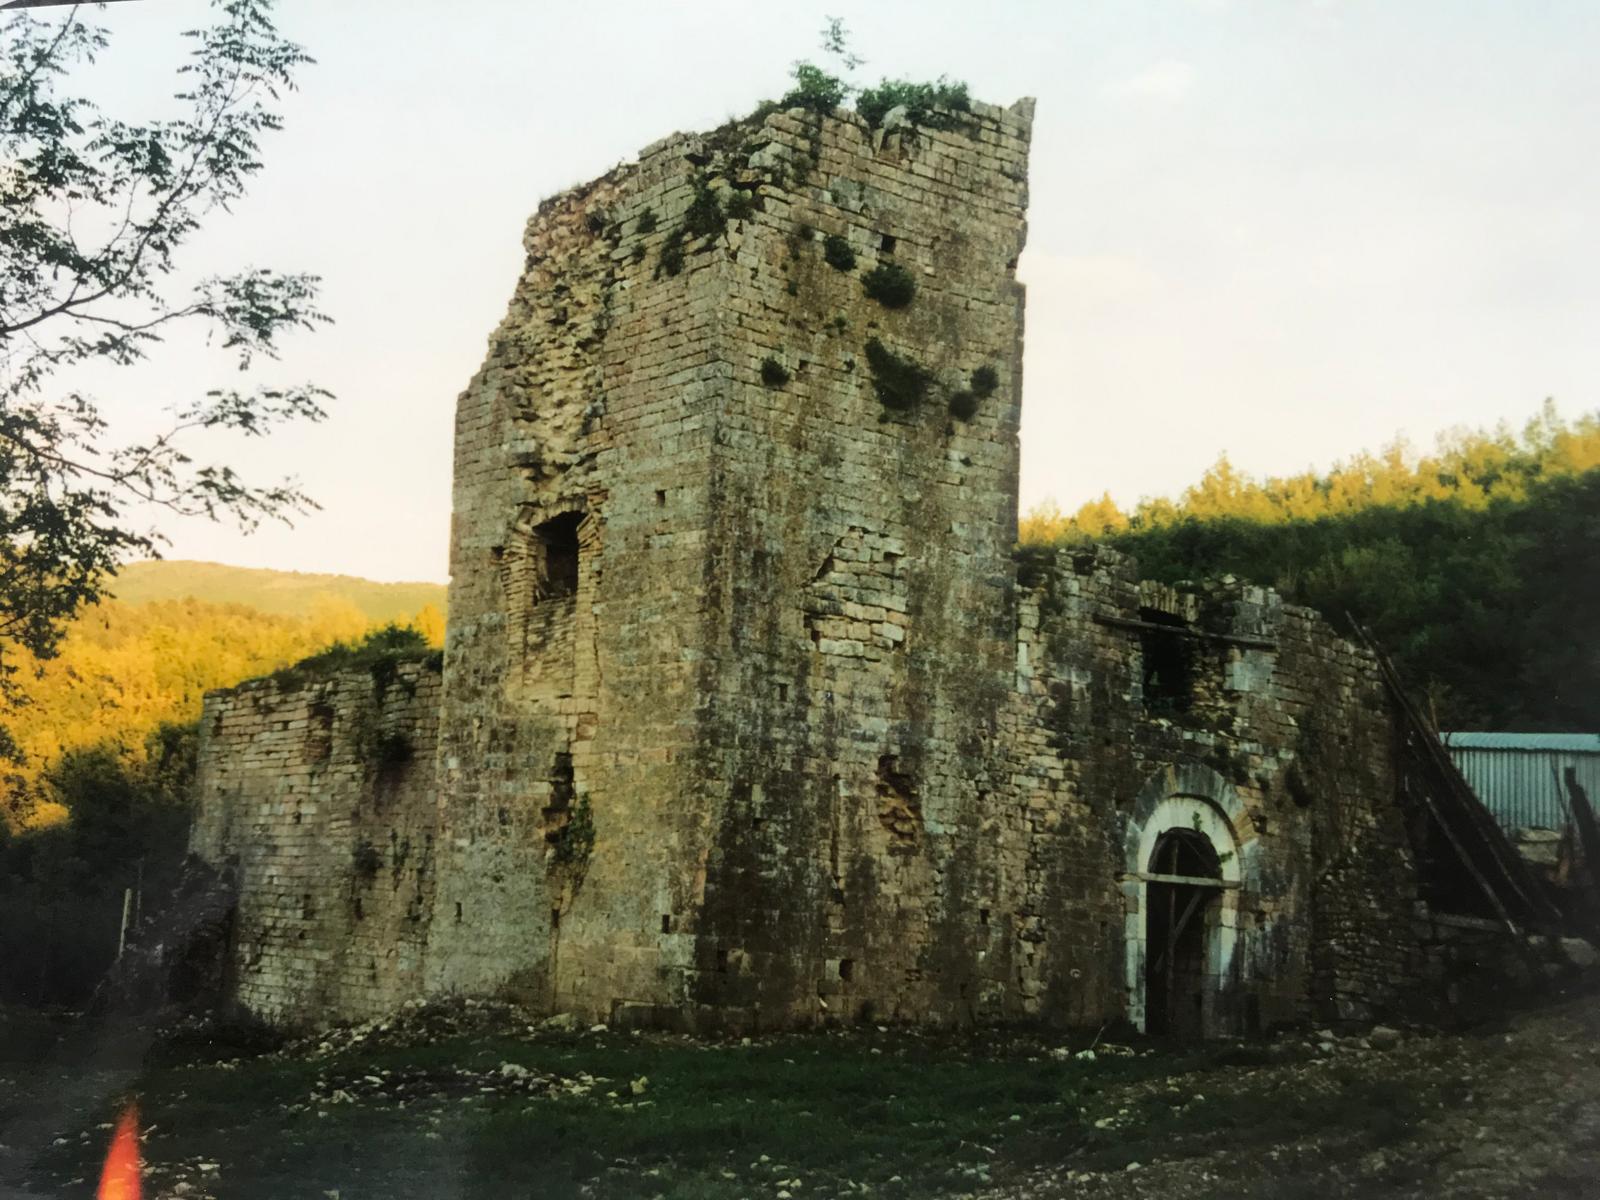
left=984, top=548, right=1416, bottom=1033
left=192, top=660, right=440, bottom=1024
left=191, top=95, right=1433, bottom=1035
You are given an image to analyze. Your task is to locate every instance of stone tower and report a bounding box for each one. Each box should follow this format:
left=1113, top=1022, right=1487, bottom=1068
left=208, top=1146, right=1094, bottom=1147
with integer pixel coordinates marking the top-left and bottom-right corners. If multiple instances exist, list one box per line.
left=424, top=99, right=1037, bottom=1026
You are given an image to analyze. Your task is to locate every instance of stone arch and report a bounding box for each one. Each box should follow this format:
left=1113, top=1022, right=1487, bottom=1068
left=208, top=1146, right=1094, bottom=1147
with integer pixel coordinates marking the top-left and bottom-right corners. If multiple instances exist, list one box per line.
left=1119, top=762, right=1257, bottom=1036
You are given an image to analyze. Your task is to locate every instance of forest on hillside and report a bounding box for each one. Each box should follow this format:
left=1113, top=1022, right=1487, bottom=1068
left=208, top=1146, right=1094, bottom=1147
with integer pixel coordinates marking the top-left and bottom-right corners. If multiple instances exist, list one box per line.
left=1021, top=403, right=1600, bottom=731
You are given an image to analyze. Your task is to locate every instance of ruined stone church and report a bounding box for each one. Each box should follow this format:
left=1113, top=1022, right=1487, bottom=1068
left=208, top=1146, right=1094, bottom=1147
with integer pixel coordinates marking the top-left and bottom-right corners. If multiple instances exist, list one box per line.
left=193, top=96, right=1495, bottom=1036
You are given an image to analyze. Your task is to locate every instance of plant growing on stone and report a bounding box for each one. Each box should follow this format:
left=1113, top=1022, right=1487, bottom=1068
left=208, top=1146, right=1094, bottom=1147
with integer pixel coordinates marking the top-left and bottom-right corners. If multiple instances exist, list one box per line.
left=761, top=358, right=792, bottom=388
left=725, top=191, right=757, bottom=221
left=635, top=209, right=658, bottom=235
left=948, top=390, right=979, bottom=421
left=779, top=17, right=863, bottom=114
left=551, top=797, right=595, bottom=868
left=351, top=838, right=383, bottom=879
left=684, top=180, right=726, bottom=238
left=862, top=262, right=917, bottom=309
left=656, top=228, right=687, bottom=278
left=823, top=235, right=857, bottom=272
left=864, top=339, right=931, bottom=412
left=857, top=77, right=972, bottom=130
left=971, top=365, right=1000, bottom=398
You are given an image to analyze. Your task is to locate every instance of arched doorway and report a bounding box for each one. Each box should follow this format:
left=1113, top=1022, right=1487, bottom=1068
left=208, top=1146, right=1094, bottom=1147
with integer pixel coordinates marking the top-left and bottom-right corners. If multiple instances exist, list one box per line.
left=1143, top=828, right=1223, bottom=1037
left=1120, top=766, right=1252, bottom=1037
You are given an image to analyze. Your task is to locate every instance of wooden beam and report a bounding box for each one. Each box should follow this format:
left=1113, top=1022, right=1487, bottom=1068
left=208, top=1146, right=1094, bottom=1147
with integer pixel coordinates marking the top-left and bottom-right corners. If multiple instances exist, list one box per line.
left=1092, top=613, right=1276, bottom=651
left=1124, top=871, right=1238, bottom=890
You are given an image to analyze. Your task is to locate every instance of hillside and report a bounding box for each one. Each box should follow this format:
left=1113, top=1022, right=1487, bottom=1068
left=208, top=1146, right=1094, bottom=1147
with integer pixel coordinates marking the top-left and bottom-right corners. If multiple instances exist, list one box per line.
left=110, top=560, right=447, bottom=623
left=2, top=561, right=446, bottom=831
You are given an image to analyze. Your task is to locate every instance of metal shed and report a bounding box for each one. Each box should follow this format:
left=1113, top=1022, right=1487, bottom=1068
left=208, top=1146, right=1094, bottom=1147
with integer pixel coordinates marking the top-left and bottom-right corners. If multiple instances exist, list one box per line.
left=1442, top=732, right=1600, bottom=831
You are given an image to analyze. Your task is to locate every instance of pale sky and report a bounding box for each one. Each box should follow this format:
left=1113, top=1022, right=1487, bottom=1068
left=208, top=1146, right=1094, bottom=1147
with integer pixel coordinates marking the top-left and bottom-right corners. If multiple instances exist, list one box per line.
left=58, top=0, right=1600, bottom=583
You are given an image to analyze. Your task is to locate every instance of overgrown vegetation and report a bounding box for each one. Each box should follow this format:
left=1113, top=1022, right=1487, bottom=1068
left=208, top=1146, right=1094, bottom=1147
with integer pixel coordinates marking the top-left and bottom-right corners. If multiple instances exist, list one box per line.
left=1022, top=404, right=1600, bottom=730
left=856, top=77, right=972, bottom=130
left=780, top=62, right=849, bottom=115
left=269, top=624, right=434, bottom=694
left=864, top=339, right=932, bottom=412
left=971, top=365, right=1000, bottom=399
left=775, top=18, right=971, bottom=134
left=861, top=262, right=917, bottom=309
left=948, top=390, right=979, bottom=421
left=823, top=234, right=857, bottom=272
left=635, top=209, right=657, bottom=235
left=683, top=180, right=726, bottom=239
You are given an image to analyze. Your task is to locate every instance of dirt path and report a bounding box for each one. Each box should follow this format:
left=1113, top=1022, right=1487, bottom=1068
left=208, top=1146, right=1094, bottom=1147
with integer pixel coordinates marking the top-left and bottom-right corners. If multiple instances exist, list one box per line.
left=989, top=996, right=1600, bottom=1199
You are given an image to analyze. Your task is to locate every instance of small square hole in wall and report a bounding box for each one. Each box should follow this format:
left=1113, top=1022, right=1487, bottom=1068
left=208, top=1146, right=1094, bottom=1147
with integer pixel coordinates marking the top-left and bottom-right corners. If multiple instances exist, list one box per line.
left=716, top=948, right=730, bottom=973
left=655, top=489, right=666, bottom=507
left=777, top=682, right=789, bottom=702
left=551, top=907, right=561, bottom=930
left=839, top=958, right=855, bottom=982
left=455, top=902, right=463, bottom=924
left=661, top=914, right=673, bottom=934
left=979, top=908, right=990, bottom=926
left=879, top=233, right=897, bottom=254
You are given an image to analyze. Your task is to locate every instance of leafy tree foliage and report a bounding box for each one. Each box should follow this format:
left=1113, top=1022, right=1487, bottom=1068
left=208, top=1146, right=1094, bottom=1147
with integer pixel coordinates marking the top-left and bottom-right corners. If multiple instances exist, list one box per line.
left=0, top=723, right=196, bottom=1005
left=0, top=0, right=327, bottom=732
left=2, top=592, right=443, bottom=831
left=1021, top=406, right=1600, bottom=731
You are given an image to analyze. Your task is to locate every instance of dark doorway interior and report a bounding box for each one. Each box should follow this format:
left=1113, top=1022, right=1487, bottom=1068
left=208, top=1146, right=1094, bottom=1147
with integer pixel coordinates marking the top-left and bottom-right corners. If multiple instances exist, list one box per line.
left=1145, top=828, right=1221, bottom=1037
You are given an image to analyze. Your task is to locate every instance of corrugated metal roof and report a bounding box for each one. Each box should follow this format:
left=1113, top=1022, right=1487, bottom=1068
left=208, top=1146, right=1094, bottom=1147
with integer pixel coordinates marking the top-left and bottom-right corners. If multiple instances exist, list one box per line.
left=1442, top=732, right=1600, bottom=753
left=1441, top=732, right=1600, bottom=830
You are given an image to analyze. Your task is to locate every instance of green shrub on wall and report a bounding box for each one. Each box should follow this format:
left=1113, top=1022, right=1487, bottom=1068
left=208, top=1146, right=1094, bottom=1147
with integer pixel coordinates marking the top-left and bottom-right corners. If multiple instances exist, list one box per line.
left=864, top=339, right=931, bottom=411
left=862, top=262, right=916, bottom=309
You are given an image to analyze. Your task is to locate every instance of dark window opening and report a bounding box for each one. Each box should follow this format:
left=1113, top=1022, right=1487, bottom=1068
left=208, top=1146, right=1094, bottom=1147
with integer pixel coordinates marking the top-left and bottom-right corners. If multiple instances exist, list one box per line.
left=654, top=489, right=667, bottom=507
left=839, top=958, right=855, bottom=982
left=879, top=232, right=897, bottom=254
left=661, top=914, right=673, bottom=934
left=1139, top=608, right=1194, bottom=714
left=536, top=512, right=582, bottom=599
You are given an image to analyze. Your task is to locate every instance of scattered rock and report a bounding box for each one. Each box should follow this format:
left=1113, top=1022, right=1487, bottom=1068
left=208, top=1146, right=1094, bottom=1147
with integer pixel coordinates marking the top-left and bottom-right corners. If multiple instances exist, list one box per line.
left=1560, top=938, right=1598, bottom=969
left=1369, top=1025, right=1402, bottom=1051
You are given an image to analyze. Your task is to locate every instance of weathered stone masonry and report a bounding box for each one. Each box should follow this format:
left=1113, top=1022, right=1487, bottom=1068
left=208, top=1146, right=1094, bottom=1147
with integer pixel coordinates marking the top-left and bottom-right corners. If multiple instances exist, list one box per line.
left=194, top=97, right=1437, bottom=1033
left=192, top=660, right=440, bottom=1023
